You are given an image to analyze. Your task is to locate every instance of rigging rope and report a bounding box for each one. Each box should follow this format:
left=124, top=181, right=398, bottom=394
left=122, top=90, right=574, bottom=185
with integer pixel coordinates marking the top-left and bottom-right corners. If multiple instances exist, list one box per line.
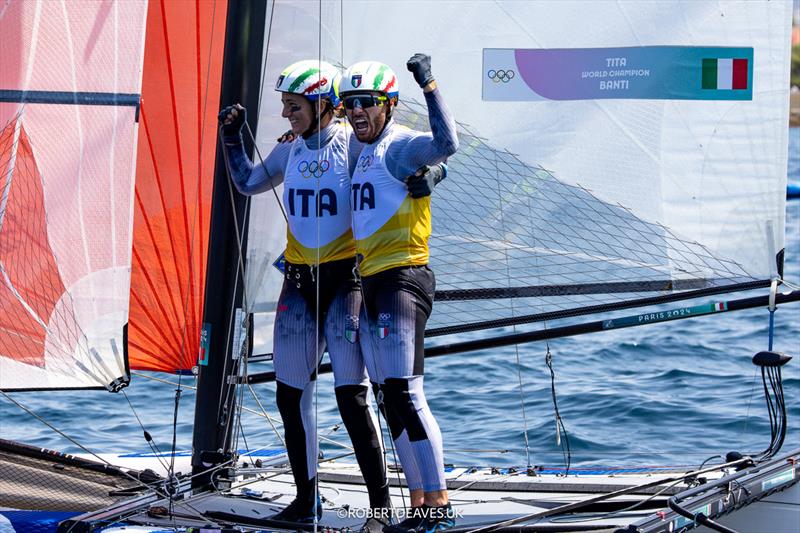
left=220, top=0, right=282, bottom=479
left=247, top=382, right=286, bottom=446
left=545, top=345, right=571, bottom=475
left=246, top=120, right=287, bottom=223
left=492, top=146, right=534, bottom=469
left=313, top=5, right=324, bottom=527
left=215, top=0, right=283, bottom=470
left=132, top=370, right=354, bottom=452
left=121, top=390, right=171, bottom=473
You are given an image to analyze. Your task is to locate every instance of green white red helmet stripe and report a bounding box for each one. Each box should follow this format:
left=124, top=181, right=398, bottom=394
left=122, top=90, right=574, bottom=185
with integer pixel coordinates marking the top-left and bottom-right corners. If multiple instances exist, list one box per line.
left=303, top=76, right=329, bottom=95
left=340, top=61, right=400, bottom=98
left=276, top=60, right=341, bottom=106
left=286, top=67, right=319, bottom=93
left=369, top=63, right=397, bottom=92
left=372, top=65, right=387, bottom=89
left=380, top=74, right=397, bottom=93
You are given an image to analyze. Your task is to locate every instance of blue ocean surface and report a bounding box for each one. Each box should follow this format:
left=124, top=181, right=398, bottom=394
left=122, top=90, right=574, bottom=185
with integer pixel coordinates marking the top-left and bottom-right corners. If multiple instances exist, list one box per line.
left=2, top=130, right=799, bottom=471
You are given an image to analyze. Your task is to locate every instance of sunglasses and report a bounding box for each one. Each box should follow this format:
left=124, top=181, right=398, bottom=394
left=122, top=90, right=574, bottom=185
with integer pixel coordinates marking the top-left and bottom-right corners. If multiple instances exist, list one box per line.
left=343, top=94, right=388, bottom=110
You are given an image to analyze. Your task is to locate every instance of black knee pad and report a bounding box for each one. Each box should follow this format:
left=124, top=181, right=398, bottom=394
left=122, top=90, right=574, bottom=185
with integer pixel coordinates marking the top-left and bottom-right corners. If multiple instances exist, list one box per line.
left=276, top=381, right=304, bottom=419
left=372, top=383, right=405, bottom=441
left=335, top=385, right=380, bottom=447
left=382, top=378, right=428, bottom=442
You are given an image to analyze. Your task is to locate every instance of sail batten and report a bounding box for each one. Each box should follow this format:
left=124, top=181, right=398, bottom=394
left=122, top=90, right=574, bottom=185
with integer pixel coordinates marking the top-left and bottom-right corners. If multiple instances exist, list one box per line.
left=426, top=279, right=773, bottom=338
left=435, top=278, right=764, bottom=302
left=0, top=91, right=140, bottom=107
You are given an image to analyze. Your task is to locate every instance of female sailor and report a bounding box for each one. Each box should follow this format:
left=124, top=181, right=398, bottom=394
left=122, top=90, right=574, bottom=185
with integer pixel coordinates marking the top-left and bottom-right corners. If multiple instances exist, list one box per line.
left=218, top=60, right=390, bottom=523
left=339, top=54, right=458, bottom=533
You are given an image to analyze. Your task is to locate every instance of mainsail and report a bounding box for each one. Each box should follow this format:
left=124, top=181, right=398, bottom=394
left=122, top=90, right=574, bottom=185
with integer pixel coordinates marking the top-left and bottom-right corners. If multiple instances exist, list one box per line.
left=0, top=0, right=147, bottom=390
left=245, top=0, right=790, bottom=343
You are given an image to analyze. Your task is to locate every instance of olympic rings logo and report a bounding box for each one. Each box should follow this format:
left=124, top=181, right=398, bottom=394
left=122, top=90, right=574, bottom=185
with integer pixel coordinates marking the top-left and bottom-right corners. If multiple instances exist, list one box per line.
left=297, top=159, right=330, bottom=178
left=358, top=155, right=374, bottom=172
left=487, top=69, right=515, bottom=83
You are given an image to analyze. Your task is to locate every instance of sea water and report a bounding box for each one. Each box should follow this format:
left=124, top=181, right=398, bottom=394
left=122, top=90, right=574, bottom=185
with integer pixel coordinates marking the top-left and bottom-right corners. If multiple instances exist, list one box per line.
left=1, top=130, right=798, bottom=470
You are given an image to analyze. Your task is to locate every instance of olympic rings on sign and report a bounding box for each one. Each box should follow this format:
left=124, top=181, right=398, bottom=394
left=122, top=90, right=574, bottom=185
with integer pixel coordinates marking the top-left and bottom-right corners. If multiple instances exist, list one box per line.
left=487, top=69, right=515, bottom=83
left=297, top=159, right=330, bottom=178
left=358, top=155, right=374, bottom=172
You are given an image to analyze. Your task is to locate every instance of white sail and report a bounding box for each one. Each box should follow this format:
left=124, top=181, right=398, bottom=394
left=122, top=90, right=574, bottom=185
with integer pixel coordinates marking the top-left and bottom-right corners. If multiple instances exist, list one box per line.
left=0, top=0, right=147, bottom=390
left=244, top=0, right=790, bottom=337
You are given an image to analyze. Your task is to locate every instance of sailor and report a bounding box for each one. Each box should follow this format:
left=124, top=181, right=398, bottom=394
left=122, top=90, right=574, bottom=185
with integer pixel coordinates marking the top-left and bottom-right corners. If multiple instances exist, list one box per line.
left=340, top=54, right=458, bottom=533
left=218, top=60, right=389, bottom=523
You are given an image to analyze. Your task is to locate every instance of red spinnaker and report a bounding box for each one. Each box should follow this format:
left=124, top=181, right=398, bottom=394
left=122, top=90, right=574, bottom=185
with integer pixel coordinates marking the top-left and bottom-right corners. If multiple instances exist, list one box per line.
left=128, top=0, right=228, bottom=373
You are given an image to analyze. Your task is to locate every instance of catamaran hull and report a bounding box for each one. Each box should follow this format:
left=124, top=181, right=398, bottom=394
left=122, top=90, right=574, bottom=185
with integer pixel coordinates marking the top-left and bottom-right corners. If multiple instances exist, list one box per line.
left=3, top=448, right=786, bottom=533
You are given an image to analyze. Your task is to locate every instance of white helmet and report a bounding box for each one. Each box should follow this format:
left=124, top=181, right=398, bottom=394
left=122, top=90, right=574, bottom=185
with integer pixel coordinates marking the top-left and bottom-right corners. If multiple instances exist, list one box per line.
left=275, top=60, right=341, bottom=106
left=340, top=61, right=399, bottom=99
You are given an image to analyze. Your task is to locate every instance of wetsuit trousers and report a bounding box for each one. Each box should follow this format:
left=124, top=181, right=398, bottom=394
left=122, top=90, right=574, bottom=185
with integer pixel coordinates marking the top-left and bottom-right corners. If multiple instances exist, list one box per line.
left=273, top=261, right=389, bottom=508
left=359, top=265, right=446, bottom=492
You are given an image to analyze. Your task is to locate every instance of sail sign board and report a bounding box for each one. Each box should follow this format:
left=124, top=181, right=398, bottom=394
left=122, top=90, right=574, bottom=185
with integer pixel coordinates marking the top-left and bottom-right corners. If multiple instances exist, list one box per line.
left=0, top=1, right=148, bottom=390
left=482, top=46, right=753, bottom=101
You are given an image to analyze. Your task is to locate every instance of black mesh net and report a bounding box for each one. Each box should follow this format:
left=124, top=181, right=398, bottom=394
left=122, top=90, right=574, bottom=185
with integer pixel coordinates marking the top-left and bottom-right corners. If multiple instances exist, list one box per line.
left=0, top=440, right=147, bottom=512
left=392, top=99, right=759, bottom=336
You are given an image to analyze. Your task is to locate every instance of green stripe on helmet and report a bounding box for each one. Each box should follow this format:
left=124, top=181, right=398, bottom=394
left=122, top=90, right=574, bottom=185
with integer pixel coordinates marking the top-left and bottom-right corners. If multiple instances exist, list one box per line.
left=287, top=67, right=320, bottom=93
left=373, top=65, right=388, bottom=90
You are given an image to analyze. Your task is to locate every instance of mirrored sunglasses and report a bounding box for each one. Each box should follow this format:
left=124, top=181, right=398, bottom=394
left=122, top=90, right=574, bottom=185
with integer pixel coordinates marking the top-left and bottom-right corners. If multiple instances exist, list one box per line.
left=343, top=94, right=387, bottom=110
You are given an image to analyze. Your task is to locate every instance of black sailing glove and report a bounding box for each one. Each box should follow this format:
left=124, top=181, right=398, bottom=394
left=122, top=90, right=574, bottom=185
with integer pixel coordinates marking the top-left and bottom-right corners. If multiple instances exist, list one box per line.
left=218, top=104, right=246, bottom=137
left=276, top=129, right=296, bottom=143
left=406, top=53, right=434, bottom=88
left=405, top=164, right=447, bottom=198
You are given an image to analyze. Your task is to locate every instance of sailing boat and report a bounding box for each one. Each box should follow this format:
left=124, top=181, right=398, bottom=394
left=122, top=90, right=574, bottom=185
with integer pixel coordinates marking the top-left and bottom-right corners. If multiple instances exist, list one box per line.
left=1, top=0, right=799, bottom=532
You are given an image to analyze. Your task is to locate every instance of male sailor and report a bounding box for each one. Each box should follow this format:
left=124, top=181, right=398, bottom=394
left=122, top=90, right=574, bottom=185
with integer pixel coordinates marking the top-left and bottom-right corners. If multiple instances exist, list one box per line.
left=340, top=54, right=458, bottom=533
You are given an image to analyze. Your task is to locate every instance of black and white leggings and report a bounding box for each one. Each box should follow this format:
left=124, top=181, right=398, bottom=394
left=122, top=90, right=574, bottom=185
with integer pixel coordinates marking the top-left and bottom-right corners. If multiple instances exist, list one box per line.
left=360, top=265, right=446, bottom=493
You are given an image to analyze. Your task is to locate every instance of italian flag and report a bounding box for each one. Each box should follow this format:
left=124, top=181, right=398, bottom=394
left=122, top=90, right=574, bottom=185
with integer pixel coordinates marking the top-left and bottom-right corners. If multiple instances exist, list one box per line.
left=702, top=58, right=748, bottom=90
left=714, top=302, right=727, bottom=311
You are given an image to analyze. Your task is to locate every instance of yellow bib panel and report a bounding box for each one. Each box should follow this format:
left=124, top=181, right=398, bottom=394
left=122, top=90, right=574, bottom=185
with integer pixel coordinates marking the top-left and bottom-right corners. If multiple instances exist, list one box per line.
left=282, top=124, right=356, bottom=265
left=350, top=127, right=432, bottom=276
left=285, top=227, right=356, bottom=265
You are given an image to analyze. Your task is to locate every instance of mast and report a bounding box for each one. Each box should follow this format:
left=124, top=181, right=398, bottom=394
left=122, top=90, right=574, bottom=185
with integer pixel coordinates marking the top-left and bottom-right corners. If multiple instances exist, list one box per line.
left=191, top=0, right=266, bottom=488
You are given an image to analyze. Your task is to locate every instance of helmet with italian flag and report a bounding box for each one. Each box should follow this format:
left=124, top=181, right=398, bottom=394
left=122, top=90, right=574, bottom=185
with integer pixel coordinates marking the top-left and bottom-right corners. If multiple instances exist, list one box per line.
left=275, top=60, right=341, bottom=107
left=340, top=61, right=399, bottom=99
